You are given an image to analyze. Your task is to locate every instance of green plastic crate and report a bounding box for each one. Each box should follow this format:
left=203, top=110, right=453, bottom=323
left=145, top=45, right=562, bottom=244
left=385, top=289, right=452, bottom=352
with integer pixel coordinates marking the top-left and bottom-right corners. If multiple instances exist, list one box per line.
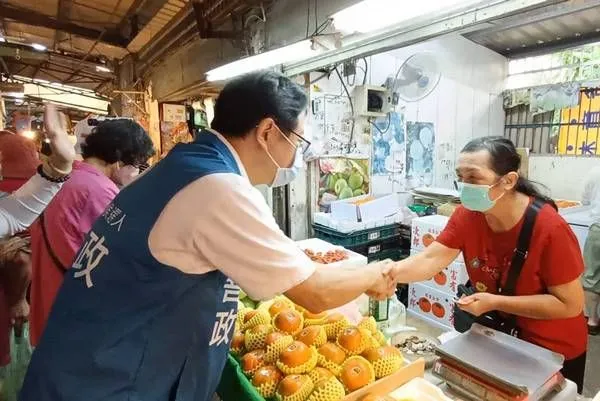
left=368, top=248, right=408, bottom=263
left=217, top=355, right=267, bottom=401
left=312, top=223, right=405, bottom=248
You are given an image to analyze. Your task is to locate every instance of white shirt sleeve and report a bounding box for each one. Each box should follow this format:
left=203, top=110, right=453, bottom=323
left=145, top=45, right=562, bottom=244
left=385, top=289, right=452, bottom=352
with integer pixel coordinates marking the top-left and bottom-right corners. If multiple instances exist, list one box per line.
left=0, top=174, right=62, bottom=238
left=148, top=174, right=316, bottom=301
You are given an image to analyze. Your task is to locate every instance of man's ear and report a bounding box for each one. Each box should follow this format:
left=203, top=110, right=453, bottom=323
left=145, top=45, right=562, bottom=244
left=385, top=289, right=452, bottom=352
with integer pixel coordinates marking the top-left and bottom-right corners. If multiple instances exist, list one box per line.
left=255, top=118, right=276, bottom=148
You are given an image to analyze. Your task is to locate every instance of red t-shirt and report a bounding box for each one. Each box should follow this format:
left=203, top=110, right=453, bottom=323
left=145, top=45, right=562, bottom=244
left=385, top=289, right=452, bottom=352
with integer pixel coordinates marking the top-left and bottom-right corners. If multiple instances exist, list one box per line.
left=436, top=203, right=588, bottom=360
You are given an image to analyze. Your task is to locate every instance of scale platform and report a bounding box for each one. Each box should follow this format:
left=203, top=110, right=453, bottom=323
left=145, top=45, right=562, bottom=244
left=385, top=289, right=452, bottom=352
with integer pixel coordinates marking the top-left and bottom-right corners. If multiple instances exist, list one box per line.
left=432, top=324, right=572, bottom=401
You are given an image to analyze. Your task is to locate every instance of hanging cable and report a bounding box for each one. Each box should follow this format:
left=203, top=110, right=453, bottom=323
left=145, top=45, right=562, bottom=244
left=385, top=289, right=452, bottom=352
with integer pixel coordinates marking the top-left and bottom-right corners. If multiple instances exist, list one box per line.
left=334, top=66, right=355, bottom=150
left=306, top=0, right=311, bottom=38
left=346, top=62, right=357, bottom=86
left=370, top=113, right=391, bottom=135
left=361, top=58, right=368, bottom=85
left=312, top=18, right=331, bottom=36
left=314, top=0, right=318, bottom=33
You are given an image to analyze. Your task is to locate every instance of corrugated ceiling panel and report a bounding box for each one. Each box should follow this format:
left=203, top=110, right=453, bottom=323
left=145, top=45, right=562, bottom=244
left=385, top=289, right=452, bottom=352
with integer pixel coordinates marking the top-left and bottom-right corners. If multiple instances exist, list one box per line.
left=69, top=0, right=137, bottom=27
left=126, top=0, right=189, bottom=53
left=468, top=5, right=600, bottom=55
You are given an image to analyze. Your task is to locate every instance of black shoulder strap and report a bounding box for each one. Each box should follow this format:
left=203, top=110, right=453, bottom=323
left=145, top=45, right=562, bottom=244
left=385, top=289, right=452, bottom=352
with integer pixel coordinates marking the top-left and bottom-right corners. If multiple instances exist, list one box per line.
left=39, top=213, right=68, bottom=274
left=499, top=198, right=545, bottom=295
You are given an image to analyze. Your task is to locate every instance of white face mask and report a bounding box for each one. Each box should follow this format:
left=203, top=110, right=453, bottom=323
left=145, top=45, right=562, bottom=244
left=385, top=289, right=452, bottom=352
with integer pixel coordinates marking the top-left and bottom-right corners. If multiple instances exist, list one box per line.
left=265, top=124, right=306, bottom=188
left=270, top=148, right=303, bottom=188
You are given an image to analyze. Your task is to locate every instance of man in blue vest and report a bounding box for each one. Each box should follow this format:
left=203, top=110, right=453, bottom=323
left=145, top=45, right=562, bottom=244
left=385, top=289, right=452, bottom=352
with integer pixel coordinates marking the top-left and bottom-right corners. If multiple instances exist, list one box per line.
left=19, top=71, right=395, bottom=401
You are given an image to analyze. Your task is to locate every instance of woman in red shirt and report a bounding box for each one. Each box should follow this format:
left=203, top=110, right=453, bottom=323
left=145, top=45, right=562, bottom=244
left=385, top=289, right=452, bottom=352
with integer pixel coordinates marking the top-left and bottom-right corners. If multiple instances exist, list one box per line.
left=389, top=137, right=587, bottom=392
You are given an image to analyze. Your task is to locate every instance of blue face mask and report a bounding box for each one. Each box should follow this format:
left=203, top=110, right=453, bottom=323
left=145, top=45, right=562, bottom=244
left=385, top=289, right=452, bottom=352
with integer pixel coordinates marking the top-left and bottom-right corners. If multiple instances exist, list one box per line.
left=458, top=182, right=504, bottom=212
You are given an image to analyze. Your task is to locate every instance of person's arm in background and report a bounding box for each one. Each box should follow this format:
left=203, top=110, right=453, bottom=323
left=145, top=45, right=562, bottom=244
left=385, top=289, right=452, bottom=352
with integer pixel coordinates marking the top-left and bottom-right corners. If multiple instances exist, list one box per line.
left=0, top=104, right=75, bottom=238
left=194, top=176, right=395, bottom=313
left=458, top=219, right=585, bottom=319
left=2, top=249, right=31, bottom=326
left=581, top=171, right=596, bottom=206
left=0, top=175, right=62, bottom=237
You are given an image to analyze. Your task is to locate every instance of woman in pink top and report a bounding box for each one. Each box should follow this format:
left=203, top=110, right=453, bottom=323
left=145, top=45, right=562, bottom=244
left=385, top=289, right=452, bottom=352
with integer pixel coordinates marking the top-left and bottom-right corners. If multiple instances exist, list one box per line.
left=29, top=119, right=155, bottom=346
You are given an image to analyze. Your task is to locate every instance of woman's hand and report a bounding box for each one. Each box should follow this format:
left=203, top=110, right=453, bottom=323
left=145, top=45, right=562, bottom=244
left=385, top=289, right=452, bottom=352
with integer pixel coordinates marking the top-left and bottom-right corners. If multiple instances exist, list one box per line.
left=456, top=292, right=498, bottom=317
left=44, top=104, right=75, bottom=174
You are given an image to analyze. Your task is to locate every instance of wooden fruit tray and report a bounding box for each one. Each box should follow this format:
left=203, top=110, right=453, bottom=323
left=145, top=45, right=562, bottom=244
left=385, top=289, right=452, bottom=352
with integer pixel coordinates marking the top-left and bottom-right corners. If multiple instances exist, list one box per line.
left=342, top=358, right=426, bottom=401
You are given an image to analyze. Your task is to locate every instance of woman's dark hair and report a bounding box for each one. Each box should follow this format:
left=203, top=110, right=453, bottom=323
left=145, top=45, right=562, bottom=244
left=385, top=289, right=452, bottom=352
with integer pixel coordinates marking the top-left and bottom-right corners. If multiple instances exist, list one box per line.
left=211, top=70, right=308, bottom=137
left=81, top=119, right=155, bottom=166
left=461, top=136, right=557, bottom=210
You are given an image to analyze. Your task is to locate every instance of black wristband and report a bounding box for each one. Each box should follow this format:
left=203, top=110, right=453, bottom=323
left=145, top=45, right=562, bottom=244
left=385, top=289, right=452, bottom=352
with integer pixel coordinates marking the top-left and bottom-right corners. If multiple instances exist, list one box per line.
left=37, top=164, right=70, bottom=183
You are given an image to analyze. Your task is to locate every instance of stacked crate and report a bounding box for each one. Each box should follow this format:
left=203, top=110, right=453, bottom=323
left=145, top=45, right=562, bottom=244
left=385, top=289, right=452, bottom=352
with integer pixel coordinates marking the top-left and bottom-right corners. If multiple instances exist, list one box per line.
left=408, top=215, right=468, bottom=331
left=312, top=223, right=410, bottom=262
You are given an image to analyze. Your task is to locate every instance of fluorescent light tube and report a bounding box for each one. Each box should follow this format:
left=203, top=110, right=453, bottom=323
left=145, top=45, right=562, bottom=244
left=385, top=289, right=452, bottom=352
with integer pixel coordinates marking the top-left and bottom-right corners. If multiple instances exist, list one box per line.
left=31, top=43, right=47, bottom=51
left=207, top=40, right=320, bottom=82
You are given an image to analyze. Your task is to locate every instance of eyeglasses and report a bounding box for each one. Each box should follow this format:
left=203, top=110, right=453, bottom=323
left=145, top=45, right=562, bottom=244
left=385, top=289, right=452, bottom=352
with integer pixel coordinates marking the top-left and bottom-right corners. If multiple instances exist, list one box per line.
left=288, top=128, right=312, bottom=155
left=271, top=121, right=312, bottom=155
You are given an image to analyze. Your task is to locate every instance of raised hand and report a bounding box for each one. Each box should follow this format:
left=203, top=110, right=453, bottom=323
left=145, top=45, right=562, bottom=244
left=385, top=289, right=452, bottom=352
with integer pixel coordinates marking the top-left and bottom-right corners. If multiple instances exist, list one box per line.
left=44, top=104, right=75, bottom=174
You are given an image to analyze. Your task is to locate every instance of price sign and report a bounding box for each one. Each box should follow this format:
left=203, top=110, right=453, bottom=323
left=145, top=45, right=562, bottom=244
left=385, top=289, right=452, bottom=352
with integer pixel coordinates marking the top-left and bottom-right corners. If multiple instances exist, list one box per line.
left=368, top=231, right=380, bottom=241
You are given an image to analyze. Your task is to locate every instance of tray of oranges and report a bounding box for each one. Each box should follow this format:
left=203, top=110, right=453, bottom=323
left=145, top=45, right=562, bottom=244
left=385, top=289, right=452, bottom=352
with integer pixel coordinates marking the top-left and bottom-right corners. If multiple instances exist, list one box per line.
left=218, top=296, right=425, bottom=401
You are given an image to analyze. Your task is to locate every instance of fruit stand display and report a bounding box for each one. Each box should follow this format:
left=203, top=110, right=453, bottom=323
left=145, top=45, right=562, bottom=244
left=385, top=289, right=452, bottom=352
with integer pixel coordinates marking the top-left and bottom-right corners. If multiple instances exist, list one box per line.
left=319, top=159, right=371, bottom=207
left=217, top=295, right=425, bottom=401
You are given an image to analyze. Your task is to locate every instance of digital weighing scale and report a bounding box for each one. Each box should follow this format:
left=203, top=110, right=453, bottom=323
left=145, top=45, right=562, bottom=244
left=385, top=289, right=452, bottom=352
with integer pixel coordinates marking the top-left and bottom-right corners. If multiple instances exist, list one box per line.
left=432, top=324, right=577, bottom=401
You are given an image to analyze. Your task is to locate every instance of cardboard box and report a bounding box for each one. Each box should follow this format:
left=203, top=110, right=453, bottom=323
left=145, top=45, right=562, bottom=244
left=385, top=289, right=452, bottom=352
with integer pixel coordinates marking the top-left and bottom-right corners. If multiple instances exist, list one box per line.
left=410, top=248, right=468, bottom=295
left=331, top=194, right=399, bottom=222
left=408, top=283, right=455, bottom=331
left=411, top=215, right=464, bottom=262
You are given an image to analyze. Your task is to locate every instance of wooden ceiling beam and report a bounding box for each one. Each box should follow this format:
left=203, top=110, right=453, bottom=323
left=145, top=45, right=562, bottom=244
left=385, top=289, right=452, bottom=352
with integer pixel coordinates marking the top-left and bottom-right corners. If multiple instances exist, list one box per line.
left=0, top=3, right=129, bottom=48
left=54, top=0, right=73, bottom=49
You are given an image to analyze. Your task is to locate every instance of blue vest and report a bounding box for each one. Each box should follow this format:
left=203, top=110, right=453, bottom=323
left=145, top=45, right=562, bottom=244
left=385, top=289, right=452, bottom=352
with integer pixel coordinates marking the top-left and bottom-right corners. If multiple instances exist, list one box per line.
left=20, top=132, right=241, bottom=401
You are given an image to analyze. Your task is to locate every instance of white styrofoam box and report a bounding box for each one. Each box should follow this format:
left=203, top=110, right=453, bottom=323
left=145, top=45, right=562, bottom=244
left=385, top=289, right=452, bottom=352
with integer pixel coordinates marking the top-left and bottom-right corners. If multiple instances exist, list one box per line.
left=545, top=379, right=578, bottom=401
left=389, top=377, right=453, bottom=401
left=411, top=215, right=464, bottom=262
left=408, top=283, right=455, bottom=331
left=410, top=248, right=468, bottom=295
left=295, top=238, right=367, bottom=269
left=331, top=194, right=399, bottom=222
left=313, top=212, right=403, bottom=234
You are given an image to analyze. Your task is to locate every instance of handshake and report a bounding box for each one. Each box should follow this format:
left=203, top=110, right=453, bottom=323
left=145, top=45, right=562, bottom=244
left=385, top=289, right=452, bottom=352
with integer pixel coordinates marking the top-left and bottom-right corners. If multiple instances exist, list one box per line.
left=365, top=259, right=398, bottom=301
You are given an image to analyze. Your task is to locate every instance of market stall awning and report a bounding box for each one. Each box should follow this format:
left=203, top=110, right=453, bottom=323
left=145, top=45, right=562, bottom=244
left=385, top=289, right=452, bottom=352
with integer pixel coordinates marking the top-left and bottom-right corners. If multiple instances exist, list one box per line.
left=20, top=80, right=109, bottom=114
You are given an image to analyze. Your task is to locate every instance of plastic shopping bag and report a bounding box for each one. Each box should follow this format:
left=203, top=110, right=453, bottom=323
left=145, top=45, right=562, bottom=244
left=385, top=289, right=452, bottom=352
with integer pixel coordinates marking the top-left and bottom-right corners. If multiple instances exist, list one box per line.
left=1, top=323, right=32, bottom=401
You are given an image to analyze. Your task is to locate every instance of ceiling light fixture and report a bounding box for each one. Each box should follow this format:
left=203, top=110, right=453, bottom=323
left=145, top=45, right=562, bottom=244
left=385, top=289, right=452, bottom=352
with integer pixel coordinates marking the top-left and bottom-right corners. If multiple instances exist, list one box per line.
left=96, top=65, right=112, bottom=73
left=206, top=39, right=322, bottom=82
left=21, top=130, right=37, bottom=140
left=331, top=0, right=482, bottom=34
left=0, top=37, right=5, bottom=43
left=31, top=43, right=47, bottom=51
